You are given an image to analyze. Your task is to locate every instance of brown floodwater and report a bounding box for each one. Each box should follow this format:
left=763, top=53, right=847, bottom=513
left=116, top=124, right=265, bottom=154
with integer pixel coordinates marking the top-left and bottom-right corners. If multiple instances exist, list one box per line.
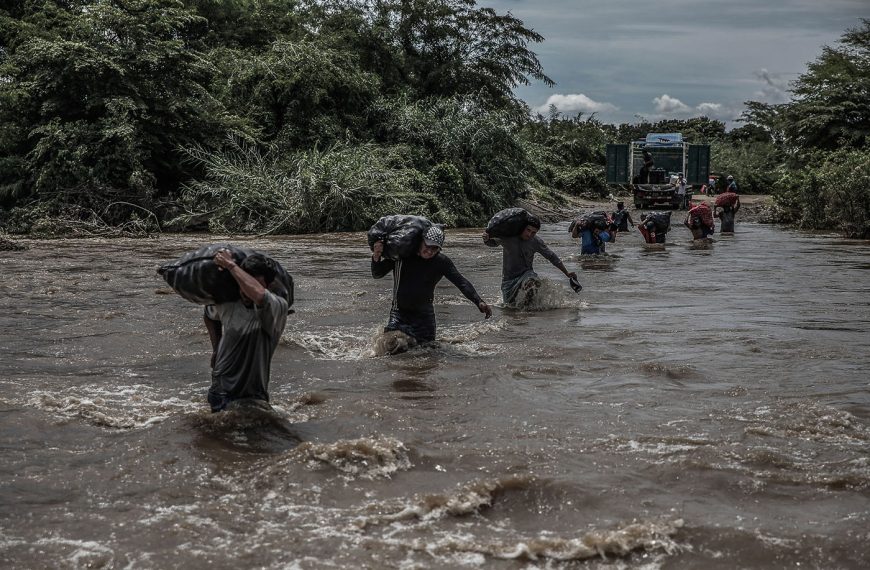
left=1, top=220, right=868, bottom=569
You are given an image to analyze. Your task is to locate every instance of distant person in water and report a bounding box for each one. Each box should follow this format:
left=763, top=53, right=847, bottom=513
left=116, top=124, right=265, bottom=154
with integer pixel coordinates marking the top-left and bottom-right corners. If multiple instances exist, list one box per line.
left=203, top=250, right=289, bottom=412
left=638, top=213, right=668, bottom=244
left=715, top=193, right=741, bottom=233
left=483, top=219, right=578, bottom=307
left=685, top=202, right=715, bottom=239
left=371, top=226, right=491, bottom=352
left=704, top=177, right=717, bottom=195
left=611, top=202, right=635, bottom=233
left=726, top=174, right=739, bottom=194
left=571, top=221, right=610, bottom=254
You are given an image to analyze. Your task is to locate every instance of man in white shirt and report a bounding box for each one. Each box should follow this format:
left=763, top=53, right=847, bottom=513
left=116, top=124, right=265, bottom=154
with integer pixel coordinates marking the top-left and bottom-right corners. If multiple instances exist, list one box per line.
left=676, top=173, right=688, bottom=210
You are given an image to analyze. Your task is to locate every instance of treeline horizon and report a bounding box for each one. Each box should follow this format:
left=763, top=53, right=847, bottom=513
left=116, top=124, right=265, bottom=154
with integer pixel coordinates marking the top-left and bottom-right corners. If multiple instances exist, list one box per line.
left=1, top=2, right=867, bottom=237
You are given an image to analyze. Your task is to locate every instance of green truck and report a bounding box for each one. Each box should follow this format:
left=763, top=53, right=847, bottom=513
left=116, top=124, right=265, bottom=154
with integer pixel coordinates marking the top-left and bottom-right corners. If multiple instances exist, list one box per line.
left=606, top=133, right=710, bottom=209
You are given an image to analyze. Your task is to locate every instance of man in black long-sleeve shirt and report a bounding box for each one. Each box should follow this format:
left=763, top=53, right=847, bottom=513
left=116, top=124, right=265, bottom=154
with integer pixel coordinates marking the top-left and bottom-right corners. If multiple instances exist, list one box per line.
left=371, top=226, right=491, bottom=349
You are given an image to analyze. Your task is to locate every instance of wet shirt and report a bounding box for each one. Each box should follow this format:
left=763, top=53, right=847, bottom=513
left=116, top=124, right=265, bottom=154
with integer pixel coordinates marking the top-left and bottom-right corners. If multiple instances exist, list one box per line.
left=612, top=209, right=633, bottom=231
left=205, top=290, right=288, bottom=402
left=580, top=229, right=604, bottom=255
left=484, top=235, right=562, bottom=281
left=371, top=253, right=482, bottom=312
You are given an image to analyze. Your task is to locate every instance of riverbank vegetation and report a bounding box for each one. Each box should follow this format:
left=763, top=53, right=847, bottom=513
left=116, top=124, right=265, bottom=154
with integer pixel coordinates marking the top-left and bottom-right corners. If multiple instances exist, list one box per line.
left=1, top=3, right=867, bottom=237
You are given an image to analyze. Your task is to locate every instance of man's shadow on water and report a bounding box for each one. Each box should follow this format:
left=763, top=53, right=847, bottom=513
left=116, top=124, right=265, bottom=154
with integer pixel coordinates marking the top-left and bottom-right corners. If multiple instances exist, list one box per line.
left=186, top=399, right=317, bottom=456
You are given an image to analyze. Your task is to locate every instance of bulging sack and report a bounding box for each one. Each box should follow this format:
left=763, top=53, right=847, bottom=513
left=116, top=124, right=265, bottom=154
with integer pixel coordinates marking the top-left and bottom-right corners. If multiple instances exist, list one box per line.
left=570, top=211, right=610, bottom=233
left=715, top=192, right=739, bottom=208
left=648, top=211, right=672, bottom=233
left=158, top=244, right=294, bottom=306
left=367, top=215, right=433, bottom=260
left=688, top=203, right=714, bottom=227
left=486, top=208, right=540, bottom=238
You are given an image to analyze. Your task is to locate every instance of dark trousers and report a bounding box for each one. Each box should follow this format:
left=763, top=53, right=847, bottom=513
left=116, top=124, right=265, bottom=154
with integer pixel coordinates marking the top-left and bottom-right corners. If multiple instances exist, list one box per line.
left=386, top=306, right=436, bottom=343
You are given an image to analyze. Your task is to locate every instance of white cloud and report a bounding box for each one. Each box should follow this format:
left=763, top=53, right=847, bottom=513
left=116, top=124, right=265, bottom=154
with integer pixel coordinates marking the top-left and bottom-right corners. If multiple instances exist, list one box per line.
left=534, top=93, right=618, bottom=115
left=696, top=102, right=722, bottom=115
left=644, top=98, right=740, bottom=123
left=652, top=94, right=691, bottom=114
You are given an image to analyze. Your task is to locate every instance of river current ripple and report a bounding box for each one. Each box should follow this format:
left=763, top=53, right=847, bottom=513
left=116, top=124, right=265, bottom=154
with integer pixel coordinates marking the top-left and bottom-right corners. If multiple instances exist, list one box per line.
left=1, top=221, right=868, bottom=569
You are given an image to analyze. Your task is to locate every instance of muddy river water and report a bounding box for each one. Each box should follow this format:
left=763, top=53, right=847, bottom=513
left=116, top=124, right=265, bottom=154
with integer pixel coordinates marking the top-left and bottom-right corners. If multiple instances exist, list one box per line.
left=1, top=220, right=868, bottom=569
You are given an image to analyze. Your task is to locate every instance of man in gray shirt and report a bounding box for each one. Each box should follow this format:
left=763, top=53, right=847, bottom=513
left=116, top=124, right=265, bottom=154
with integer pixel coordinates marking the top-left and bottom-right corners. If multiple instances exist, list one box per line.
left=203, top=250, right=289, bottom=412
left=483, top=220, right=578, bottom=307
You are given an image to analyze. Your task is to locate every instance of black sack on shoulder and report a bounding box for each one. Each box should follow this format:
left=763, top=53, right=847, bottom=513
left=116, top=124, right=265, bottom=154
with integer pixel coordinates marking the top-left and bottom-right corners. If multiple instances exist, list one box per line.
left=367, top=215, right=433, bottom=260
left=648, top=211, right=672, bottom=233
left=572, top=211, right=610, bottom=233
left=486, top=208, right=540, bottom=238
left=158, top=244, right=294, bottom=307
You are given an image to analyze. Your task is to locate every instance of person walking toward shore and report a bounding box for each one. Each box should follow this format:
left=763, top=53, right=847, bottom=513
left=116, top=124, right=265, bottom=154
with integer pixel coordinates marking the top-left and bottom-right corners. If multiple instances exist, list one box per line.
left=371, top=226, right=491, bottom=352
left=483, top=219, right=578, bottom=307
left=684, top=203, right=715, bottom=239
left=715, top=193, right=741, bottom=233
left=203, top=250, right=289, bottom=412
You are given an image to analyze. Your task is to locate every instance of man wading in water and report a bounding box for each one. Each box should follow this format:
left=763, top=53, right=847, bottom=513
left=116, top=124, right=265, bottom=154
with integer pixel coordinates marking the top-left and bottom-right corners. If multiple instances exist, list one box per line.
left=371, top=226, right=492, bottom=353
left=612, top=201, right=635, bottom=234
left=483, top=219, right=577, bottom=307
left=203, top=250, right=289, bottom=412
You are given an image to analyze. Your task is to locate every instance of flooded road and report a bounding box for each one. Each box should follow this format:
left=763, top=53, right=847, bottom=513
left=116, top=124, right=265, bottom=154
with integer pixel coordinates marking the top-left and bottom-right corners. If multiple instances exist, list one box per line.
left=1, top=221, right=868, bottom=568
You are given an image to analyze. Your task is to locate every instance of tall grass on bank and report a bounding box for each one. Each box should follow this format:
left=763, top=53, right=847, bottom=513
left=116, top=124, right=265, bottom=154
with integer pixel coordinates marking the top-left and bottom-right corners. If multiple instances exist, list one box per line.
left=174, top=136, right=451, bottom=234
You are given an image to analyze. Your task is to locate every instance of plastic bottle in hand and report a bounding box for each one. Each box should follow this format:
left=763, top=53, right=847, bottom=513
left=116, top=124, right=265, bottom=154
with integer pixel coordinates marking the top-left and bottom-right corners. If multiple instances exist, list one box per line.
left=569, top=275, right=582, bottom=292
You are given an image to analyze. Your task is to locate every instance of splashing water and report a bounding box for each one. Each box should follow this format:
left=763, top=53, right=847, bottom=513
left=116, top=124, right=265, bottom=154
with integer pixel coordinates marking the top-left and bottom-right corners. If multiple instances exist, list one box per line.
left=502, top=278, right=586, bottom=311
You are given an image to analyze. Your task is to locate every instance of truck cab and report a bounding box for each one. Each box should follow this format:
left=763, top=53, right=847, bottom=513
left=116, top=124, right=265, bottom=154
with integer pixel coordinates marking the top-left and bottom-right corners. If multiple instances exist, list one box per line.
left=606, top=133, right=710, bottom=209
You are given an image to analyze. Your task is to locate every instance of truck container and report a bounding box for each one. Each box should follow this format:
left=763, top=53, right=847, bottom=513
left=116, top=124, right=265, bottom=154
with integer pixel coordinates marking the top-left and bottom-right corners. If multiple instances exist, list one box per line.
left=606, top=133, right=710, bottom=209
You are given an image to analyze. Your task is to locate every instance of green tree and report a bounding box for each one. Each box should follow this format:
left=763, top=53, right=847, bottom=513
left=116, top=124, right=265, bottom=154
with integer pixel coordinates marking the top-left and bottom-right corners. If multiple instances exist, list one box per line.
left=610, top=117, right=726, bottom=144
left=787, top=19, right=870, bottom=151
left=310, top=0, right=552, bottom=115
left=0, top=0, right=227, bottom=211
left=711, top=139, right=781, bottom=194
left=740, top=21, right=870, bottom=235
left=209, top=40, right=381, bottom=148
left=182, top=0, right=302, bottom=49
left=521, top=110, right=610, bottom=196
left=771, top=149, right=870, bottom=238
left=743, top=20, right=870, bottom=154
left=372, top=96, right=533, bottom=223
left=818, top=148, right=870, bottom=238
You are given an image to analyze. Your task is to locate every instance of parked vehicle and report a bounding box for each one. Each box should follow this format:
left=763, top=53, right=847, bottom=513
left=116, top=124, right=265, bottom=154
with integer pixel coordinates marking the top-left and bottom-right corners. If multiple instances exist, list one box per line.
left=605, top=133, right=710, bottom=209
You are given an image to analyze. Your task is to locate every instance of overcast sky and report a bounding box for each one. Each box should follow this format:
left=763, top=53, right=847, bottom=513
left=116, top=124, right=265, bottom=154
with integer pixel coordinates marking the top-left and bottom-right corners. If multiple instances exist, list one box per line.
left=477, top=0, right=868, bottom=127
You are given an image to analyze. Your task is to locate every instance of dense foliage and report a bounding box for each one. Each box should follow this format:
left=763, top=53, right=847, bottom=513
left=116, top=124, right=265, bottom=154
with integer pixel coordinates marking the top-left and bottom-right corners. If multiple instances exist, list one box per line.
left=743, top=19, right=870, bottom=238
left=1, top=2, right=867, bottom=238
left=0, top=0, right=553, bottom=232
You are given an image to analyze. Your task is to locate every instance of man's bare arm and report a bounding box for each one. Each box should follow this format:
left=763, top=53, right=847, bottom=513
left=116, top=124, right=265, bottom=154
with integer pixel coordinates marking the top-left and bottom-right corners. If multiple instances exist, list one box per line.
left=203, top=312, right=222, bottom=368
left=214, top=250, right=267, bottom=305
